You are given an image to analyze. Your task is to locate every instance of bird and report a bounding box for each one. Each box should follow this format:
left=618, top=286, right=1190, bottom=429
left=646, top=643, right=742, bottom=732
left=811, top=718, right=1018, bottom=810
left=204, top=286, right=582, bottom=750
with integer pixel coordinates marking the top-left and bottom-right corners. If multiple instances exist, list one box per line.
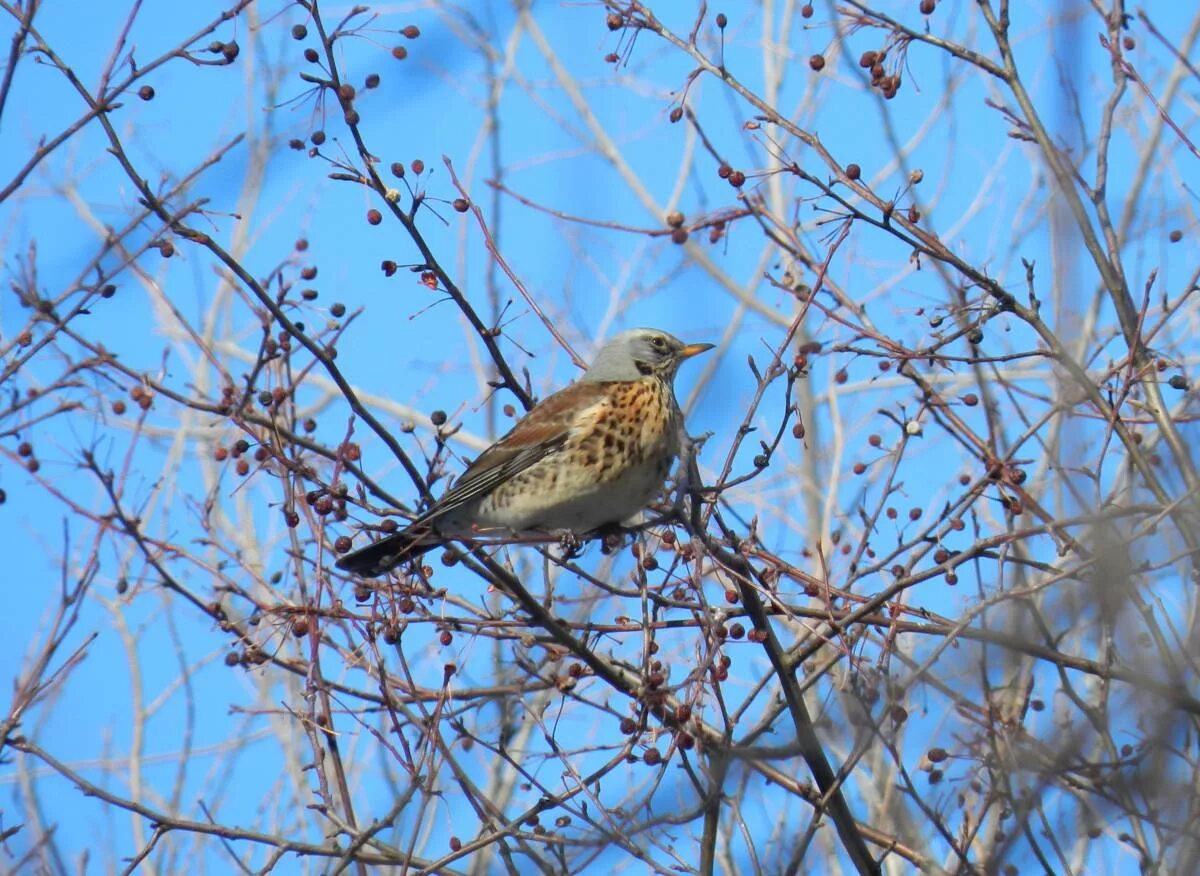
left=335, top=328, right=714, bottom=576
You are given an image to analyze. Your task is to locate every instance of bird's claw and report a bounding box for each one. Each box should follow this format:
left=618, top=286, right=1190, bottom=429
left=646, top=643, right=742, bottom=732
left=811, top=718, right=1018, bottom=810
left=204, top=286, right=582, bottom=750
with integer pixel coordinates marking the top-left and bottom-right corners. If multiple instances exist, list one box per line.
left=554, top=529, right=586, bottom=559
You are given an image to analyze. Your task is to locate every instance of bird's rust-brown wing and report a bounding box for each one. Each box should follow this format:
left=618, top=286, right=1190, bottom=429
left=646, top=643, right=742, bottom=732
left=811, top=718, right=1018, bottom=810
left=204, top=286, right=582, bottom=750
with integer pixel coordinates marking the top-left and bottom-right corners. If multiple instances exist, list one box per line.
left=418, top=380, right=610, bottom=524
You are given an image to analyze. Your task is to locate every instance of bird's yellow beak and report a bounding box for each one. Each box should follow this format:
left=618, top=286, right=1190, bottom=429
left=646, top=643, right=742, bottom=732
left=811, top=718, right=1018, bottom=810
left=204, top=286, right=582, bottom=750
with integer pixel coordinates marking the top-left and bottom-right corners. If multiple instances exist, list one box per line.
left=678, top=342, right=715, bottom=360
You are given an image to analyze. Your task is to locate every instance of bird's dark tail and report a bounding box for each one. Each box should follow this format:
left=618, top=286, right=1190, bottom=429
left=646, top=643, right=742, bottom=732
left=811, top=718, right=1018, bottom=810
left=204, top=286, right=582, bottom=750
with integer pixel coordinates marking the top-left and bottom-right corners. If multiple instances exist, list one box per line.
left=334, top=527, right=436, bottom=577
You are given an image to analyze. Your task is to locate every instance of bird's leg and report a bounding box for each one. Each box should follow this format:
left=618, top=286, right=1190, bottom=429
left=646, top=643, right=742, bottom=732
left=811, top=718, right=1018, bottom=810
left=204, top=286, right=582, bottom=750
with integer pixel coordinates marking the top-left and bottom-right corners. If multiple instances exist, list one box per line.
left=554, top=529, right=586, bottom=559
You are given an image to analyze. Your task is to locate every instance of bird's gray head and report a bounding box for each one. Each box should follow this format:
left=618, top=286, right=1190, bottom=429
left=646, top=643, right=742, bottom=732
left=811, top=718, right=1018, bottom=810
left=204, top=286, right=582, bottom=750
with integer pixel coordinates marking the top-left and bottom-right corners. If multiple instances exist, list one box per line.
left=582, top=328, right=714, bottom=382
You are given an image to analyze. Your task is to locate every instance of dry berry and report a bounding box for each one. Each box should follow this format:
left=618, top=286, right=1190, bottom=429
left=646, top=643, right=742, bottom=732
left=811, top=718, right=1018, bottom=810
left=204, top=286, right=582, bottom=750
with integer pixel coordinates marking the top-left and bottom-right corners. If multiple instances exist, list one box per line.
left=365, top=73, right=380, bottom=88
left=453, top=198, right=470, bottom=212
left=138, top=85, right=155, bottom=101
left=1169, top=230, right=1183, bottom=243
left=367, top=209, right=382, bottom=225
left=606, top=12, right=622, bottom=30
left=392, top=46, right=408, bottom=60
left=846, top=163, right=861, bottom=180
left=291, top=24, right=307, bottom=40
left=671, top=227, right=689, bottom=244
left=801, top=4, right=813, bottom=17
left=716, top=13, right=728, bottom=28
left=728, top=170, right=746, bottom=187
left=402, top=25, right=420, bottom=38
left=669, top=106, right=683, bottom=123
left=809, top=54, right=825, bottom=71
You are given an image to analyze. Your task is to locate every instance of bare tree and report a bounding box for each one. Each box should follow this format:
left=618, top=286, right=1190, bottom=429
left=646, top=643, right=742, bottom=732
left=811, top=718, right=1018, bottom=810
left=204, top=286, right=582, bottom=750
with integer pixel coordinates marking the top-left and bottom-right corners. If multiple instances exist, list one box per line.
left=3, top=0, right=1199, bottom=872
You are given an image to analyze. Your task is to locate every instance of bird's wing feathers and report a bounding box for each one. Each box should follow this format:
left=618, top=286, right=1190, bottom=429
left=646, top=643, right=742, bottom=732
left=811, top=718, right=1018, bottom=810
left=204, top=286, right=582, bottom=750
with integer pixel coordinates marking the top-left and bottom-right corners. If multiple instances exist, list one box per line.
left=418, top=381, right=610, bottom=524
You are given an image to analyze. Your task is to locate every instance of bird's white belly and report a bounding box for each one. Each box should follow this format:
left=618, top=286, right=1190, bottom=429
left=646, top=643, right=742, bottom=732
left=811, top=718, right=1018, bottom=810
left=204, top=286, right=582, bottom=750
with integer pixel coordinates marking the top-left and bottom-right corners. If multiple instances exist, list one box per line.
left=471, top=453, right=671, bottom=533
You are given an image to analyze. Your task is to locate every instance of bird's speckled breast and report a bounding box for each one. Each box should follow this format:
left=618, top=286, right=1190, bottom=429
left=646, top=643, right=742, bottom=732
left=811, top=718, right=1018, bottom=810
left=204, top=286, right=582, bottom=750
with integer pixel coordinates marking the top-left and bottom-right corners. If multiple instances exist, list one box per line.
left=473, top=377, right=681, bottom=532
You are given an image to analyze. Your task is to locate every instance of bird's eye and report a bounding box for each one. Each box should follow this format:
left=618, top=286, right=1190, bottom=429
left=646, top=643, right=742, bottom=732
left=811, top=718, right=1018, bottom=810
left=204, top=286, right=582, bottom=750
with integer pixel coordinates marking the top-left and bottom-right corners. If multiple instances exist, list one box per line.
left=650, top=335, right=666, bottom=349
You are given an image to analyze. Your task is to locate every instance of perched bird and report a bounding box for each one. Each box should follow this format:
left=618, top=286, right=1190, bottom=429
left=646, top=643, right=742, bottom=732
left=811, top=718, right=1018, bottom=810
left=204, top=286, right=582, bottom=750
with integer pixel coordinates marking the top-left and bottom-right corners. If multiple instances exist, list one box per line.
left=336, top=328, right=713, bottom=576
